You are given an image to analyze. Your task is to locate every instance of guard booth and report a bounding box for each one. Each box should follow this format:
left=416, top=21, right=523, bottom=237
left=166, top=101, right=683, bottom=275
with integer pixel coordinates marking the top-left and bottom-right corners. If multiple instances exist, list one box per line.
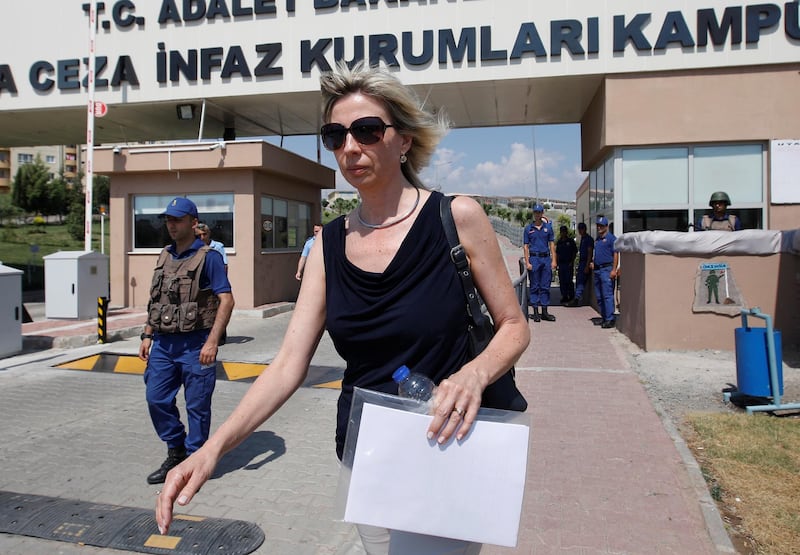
left=43, top=251, right=109, bottom=319
left=0, top=263, right=24, bottom=356
left=93, top=140, right=334, bottom=310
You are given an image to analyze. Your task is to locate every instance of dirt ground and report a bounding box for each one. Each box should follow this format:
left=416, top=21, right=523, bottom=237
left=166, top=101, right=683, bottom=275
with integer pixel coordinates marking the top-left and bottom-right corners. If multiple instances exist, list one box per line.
left=625, top=342, right=800, bottom=424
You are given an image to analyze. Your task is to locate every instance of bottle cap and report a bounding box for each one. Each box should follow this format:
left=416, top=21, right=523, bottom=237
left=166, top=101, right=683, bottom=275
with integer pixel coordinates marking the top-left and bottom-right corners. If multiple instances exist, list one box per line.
left=392, top=365, right=410, bottom=383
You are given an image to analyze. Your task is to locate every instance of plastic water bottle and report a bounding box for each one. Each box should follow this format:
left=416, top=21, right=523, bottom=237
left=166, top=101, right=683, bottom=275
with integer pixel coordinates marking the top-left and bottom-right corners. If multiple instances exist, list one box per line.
left=392, top=365, right=435, bottom=401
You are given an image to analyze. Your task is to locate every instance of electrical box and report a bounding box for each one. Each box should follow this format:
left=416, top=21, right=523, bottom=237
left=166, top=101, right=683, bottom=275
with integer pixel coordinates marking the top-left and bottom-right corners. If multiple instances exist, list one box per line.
left=43, top=251, right=109, bottom=319
left=0, top=263, right=24, bottom=357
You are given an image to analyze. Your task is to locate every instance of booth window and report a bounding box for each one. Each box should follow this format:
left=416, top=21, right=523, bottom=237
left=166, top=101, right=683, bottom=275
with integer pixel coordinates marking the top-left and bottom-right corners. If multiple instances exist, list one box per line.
left=260, top=196, right=312, bottom=251
left=612, top=143, right=765, bottom=232
left=133, top=193, right=234, bottom=250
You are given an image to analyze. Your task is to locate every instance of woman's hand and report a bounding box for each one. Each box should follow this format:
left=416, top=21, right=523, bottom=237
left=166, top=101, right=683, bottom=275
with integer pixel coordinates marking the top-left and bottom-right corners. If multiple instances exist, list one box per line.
left=155, top=448, right=218, bottom=535
left=427, top=368, right=485, bottom=444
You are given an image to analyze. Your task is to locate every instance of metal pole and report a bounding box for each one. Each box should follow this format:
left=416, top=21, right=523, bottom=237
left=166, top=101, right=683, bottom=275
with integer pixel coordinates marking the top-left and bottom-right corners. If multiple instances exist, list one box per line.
left=84, top=2, right=97, bottom=252
left=100, top=213, right=105, bottom=254
left=531, top=126, right=539, bottom=203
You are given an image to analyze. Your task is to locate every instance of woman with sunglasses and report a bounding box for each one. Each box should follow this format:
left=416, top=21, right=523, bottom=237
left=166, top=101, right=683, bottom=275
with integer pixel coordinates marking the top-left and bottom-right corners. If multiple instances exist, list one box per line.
left=156, top=62, right=530, bottom=554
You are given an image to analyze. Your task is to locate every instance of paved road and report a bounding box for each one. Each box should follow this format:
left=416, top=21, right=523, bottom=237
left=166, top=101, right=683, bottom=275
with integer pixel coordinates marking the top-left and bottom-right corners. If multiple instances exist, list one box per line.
left=0, top=235, right=734, bottom=554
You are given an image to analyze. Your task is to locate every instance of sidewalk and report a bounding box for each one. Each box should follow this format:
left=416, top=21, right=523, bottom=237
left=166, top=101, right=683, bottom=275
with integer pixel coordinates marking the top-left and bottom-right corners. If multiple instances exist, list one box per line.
left=0, top=235, right=734, bottom=554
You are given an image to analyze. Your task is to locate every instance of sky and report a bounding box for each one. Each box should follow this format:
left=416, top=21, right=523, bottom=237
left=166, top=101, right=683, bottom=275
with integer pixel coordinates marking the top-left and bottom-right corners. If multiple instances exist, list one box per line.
left=264, top=123, right=586, bottom=202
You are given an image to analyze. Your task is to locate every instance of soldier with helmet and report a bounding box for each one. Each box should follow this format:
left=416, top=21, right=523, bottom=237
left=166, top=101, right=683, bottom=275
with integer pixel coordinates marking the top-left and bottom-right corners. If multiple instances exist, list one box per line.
left=698, top=191, right=742, bottom=231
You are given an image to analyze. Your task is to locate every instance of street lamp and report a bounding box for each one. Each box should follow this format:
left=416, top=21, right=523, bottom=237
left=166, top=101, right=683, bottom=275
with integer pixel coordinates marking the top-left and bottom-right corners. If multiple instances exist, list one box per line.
left=433, top=160, right=452, bottom=190
left=98, top=204, right=107, bottom=254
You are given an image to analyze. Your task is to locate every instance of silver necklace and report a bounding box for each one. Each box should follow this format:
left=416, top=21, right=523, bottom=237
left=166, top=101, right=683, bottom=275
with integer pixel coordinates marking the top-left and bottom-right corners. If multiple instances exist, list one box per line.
left=356, top=187, right=421, bottom=230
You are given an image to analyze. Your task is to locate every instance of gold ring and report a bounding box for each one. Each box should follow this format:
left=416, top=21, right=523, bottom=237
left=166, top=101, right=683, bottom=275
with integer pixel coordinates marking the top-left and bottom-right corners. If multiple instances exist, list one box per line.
left=453, top=407, right=464, bottom=417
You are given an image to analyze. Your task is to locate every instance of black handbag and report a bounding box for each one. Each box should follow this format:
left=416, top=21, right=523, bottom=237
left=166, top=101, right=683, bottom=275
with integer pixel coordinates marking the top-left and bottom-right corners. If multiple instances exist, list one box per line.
left=439, top=195, right=528, bottom=412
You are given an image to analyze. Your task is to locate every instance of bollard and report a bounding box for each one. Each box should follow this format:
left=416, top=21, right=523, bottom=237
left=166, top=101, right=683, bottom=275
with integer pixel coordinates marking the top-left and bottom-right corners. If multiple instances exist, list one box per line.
left=97, top=296, right=108, bottom=344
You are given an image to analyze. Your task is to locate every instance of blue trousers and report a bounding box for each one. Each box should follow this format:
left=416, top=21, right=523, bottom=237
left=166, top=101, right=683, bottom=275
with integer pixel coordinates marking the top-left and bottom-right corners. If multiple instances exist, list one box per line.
left=593, top=266, right=616, bottom=322
left=575, top=261, right=589, bottom=300
left=558, top=263, right=574, bottom=300
left=144, top=331, right=216, bottom=454
left=528, top=256, right=552, bottom=307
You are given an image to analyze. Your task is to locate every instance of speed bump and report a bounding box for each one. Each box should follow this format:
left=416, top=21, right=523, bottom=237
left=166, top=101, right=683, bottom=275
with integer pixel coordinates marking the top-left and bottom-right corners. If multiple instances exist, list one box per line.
left=55, top=354, right=343, bottom=388
left=0, top=490, right=264, bottom=555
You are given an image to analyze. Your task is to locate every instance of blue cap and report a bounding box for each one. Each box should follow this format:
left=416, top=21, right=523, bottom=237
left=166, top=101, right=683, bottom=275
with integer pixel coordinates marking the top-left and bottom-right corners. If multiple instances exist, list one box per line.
left=596, top=216, right=609, bottom=226
left=392, top=365, right=410, bottom=383
left=533, top=204, right=544, bottom=212
left=162, top=197, right=198, bottom=219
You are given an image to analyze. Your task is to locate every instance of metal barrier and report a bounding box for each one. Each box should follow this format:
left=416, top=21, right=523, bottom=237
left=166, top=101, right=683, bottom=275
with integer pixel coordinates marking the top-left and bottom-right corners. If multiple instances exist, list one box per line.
left=489, top=217, right=524, bottom=247
left=512, top=257, right=529, bottom=320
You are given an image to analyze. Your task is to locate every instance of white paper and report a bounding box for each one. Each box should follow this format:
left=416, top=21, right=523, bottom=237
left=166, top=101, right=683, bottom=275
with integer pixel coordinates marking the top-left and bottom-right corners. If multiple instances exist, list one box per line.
left=343, top=403, right=529, bottom=547
left=770, top=139, right=800, bottom=204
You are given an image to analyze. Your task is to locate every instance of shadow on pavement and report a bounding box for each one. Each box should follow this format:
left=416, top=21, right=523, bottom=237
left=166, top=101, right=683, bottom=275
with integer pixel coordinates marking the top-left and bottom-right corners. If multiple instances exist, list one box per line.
left=213, top=430, right=287, bottom=479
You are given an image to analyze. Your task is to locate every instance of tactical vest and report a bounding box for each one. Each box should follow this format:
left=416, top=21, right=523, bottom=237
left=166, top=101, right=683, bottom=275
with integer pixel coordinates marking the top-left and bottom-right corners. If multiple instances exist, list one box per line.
left=147, top=246, right=219, bottom=334
left=701, top=214, right=737, bottom=231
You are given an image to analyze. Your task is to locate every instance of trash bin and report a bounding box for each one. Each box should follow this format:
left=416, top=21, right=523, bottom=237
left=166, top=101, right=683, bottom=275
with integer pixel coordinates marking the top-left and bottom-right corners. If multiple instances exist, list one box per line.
left=734, top=326, right=783, bottom=398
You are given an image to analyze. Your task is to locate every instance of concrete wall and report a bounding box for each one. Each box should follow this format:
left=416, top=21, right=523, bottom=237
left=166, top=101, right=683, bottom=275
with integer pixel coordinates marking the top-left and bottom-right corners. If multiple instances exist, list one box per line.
left=618, top=252, right=800, bottom=352
left=96, top=141, right=334, bottom=309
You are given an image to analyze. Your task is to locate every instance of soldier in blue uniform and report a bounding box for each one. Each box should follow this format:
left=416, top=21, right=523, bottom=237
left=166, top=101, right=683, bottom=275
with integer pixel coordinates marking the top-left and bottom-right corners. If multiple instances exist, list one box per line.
left=523, top=204, right=556, bottom=322
left=567, top=222, right=594, bottom=307
left=555, top=225, right=577, bottom=304
left=589, top=216, right=619, bottom=328
left=138, top=197, right=235, bottom=484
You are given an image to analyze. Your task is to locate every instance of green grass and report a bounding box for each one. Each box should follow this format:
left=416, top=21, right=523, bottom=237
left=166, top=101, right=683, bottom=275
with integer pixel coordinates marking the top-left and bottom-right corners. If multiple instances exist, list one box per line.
left=0, top=221, right=110, bottom=290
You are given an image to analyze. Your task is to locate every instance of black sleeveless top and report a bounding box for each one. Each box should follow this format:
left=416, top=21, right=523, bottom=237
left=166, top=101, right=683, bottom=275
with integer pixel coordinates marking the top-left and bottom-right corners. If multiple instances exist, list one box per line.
left=323, top=191, right=471, bottom=459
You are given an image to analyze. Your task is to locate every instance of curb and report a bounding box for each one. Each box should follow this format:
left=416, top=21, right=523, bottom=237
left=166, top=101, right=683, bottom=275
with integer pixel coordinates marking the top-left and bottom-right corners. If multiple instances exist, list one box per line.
left=21, top=302, right=296, bottom=354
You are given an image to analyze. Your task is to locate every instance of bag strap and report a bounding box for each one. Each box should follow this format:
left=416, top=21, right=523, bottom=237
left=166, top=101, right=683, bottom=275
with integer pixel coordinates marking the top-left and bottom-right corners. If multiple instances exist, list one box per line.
left=439, top=195, right=489, bottom=328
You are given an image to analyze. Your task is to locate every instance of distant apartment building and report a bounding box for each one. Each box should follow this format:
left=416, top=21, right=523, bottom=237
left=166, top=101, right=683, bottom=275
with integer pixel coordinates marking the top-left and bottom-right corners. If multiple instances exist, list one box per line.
left=326, top=189, right=359, bottom=204
left=0, top=145, right=81, bottom=193
left=0, top=147, right=10, bottom=192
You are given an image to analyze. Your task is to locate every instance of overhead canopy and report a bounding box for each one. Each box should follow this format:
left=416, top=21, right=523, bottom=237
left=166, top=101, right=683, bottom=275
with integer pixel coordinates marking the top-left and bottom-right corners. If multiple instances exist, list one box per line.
left=0, top=75, right=603, bottom=147
left=1, top=1, right=797, bottom=146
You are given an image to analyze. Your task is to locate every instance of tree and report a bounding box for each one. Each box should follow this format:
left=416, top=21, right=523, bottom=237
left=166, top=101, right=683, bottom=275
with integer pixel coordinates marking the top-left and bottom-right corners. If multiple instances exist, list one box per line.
left=555, top=213, right=574, bottom=237
left=43, top=175, right=68, bottom=220
left=92, top=175, right=110, bottom=213
left=0, top=193, right=23, bottom=225
left=330, top=197, right=352, bottom=216
left=65, top=195, right=84, bottom=241
left=11, top=155, right=49, bottom=214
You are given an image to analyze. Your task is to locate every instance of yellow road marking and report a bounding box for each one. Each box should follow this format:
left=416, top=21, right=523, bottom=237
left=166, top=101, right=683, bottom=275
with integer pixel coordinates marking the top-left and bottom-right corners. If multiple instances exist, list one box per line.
left=114, top=356, right=146, bottom=374
left=144, top=534, right=181, bottom=548
left=314, top=379, right=343, bottom=389
left=56, top=355, right=100, bottom=371
left=223, top=361, right=268, bottom=381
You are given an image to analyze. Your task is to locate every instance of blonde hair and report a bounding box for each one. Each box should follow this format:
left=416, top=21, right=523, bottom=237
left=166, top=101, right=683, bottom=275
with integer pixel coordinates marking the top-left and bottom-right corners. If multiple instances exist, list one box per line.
left=320, top=61, right=449, bottom=190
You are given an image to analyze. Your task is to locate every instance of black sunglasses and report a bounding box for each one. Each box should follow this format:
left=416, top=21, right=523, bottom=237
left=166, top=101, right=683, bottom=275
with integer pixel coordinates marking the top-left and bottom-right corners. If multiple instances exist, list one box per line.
left=320, top=116, right=394, bottom=151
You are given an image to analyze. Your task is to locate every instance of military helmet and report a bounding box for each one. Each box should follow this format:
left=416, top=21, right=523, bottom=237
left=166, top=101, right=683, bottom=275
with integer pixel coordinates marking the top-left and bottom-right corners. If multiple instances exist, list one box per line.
left=708, top=191, right=731, bottom=207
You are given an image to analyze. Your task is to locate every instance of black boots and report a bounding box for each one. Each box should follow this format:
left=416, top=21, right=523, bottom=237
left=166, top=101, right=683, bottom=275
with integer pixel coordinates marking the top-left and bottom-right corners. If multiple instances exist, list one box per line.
left=530, top=306, right=556, bottom=322
left=147, top=446, right=187, bottom=485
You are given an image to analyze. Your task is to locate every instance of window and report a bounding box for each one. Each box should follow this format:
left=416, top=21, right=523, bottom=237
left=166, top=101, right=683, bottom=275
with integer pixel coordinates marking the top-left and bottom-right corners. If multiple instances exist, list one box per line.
left=614, top=144, right=765, bottom=232
left=46, top=155, right=56, bottom=164
left=261, top=196, right=312, bottom=251
left=693, top=145, right=762, bottom=204
left=133, top=193, right=234, bottom=250
left=17, top=153, right=34, bottom=164
left=622, top=148, right=688, bottom=205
